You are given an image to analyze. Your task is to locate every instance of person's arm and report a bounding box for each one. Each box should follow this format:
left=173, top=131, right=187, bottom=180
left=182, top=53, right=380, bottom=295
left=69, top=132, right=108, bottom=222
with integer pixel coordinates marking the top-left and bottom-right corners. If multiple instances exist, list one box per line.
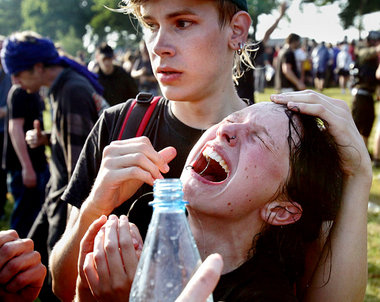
left=282, top=62, right=305, bottom=90
left=0, top=230, right=46, bottom=302
left=50, top=136, right=176, bottom=302
left=271, top=90, right=371, bottom=302
left=261, top=2, right=287, bottom=45
left=8, top=118, right=37, bottom=188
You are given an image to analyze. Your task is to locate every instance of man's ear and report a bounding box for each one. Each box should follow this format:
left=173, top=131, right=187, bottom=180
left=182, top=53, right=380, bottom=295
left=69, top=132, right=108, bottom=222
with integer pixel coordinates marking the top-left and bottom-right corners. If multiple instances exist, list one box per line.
left=260, top=201, right=303, bottom=226
left=228, top=11, right=251, bottom=50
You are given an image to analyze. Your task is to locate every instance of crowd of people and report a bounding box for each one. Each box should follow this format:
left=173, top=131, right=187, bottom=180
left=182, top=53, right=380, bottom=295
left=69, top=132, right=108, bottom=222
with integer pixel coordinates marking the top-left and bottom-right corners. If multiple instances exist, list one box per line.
left=0, top=0, right=376, bottom=301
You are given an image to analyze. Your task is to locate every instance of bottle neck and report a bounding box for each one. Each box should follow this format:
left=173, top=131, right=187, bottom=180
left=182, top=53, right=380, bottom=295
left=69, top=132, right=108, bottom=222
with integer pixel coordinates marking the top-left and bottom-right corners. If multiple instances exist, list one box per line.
left=150, top=178, right=188, bottom=210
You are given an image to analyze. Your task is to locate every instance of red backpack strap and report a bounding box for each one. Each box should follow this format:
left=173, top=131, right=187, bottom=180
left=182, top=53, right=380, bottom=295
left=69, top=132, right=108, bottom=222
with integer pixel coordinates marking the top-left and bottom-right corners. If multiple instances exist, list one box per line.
left=117, top=99, right=138, bottom=140
left=117, top=93, right=161, bottom=140
left=135, top=96, right=160, bottom=137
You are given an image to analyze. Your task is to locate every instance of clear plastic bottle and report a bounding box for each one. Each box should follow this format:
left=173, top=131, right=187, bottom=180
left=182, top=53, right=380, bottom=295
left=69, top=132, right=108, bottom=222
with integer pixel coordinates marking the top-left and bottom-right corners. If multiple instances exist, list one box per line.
left=129, top=178, right=213, bottom=302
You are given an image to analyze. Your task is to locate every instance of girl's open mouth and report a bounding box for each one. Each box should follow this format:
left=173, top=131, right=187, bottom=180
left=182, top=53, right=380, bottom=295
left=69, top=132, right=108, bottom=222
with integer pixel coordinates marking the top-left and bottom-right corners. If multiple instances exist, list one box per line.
left=192, top=146, right=229, bottom=183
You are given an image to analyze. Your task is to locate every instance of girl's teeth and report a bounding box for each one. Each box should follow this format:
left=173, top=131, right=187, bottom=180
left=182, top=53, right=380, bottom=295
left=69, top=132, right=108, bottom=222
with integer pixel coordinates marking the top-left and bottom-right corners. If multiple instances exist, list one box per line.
left=202, top=147, right=229, bottom=173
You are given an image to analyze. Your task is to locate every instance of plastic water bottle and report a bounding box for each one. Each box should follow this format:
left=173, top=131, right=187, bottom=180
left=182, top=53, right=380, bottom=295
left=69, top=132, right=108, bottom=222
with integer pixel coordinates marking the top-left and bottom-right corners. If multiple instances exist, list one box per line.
left=129, top=179, right=213, bottom=302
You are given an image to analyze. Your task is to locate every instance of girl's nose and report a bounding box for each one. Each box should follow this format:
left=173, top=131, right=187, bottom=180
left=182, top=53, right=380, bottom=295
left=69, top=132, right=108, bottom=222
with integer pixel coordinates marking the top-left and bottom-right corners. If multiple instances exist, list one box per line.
left=217, top=123, right=238, bottom=146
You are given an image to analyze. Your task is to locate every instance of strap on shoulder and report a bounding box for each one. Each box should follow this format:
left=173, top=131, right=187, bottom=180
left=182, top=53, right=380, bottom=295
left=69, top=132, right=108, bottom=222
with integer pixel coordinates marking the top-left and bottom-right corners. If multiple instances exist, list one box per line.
left=117, top=92, right=161, bottom=140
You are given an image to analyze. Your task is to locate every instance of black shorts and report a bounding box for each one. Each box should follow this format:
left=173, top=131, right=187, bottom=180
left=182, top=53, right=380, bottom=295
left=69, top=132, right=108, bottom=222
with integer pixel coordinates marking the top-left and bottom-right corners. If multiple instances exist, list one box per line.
left=315, top=71, right=326, bottom=79
left=337, top=68, right=349, bottom=77
left=352, top=93, right=375, bottom=137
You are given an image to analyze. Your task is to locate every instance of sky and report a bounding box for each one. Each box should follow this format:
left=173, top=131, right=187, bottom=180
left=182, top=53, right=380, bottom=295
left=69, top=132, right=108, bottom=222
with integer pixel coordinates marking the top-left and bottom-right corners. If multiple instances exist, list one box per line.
left=256, top=0, right=380, bottom=44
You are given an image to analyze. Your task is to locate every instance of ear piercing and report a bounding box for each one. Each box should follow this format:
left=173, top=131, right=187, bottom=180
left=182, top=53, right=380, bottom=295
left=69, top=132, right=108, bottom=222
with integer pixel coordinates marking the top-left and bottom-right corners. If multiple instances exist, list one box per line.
left=237, top=43, right=244, bottom=55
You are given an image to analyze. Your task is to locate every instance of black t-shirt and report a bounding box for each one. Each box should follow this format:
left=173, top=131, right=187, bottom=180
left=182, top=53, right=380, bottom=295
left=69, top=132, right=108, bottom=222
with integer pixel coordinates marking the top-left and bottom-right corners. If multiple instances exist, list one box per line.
left=275, top=47, right=299, bottom=90
left=62, top=98, right=204, bottom=238
left=96, top=65, right=138, bottom=106
left=214, top=251, right=298, bottom=302
left=47, top=68, right=100, bottom=205
left=3, top=85, right=47, bottom=172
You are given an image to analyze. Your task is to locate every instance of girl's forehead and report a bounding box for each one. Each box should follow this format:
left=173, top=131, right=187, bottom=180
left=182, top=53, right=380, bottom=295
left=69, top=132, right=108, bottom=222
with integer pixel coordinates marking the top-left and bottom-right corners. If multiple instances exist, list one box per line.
left=230, top=102, right=286, bottom=122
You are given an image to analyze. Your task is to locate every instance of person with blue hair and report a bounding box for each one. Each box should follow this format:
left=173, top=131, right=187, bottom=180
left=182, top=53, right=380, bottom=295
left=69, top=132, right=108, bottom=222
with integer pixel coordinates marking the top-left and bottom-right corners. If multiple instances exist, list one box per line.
left=0, top=30, right=109, bottom=301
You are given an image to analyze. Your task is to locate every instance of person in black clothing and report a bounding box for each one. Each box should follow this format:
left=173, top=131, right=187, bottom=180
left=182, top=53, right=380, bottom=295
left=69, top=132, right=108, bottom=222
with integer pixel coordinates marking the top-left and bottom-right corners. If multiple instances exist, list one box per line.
left=275, top=33, right=306, bottom=93
left=94, top=42, right=138, bottom=106
left=75, top=94, right=370, bottom=302
left=1, top=30, right=108, bottom=302
left=51, top=0, right=369, bottom=301
left=4, top=85, right=49, bottom=238
left=350, top=31, right=380, bottom=149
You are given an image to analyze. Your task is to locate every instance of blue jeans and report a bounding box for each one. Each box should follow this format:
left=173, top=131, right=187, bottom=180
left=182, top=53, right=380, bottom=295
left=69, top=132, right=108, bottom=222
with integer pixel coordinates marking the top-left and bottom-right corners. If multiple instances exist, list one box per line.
left=9, top=165, right=50, bottom=238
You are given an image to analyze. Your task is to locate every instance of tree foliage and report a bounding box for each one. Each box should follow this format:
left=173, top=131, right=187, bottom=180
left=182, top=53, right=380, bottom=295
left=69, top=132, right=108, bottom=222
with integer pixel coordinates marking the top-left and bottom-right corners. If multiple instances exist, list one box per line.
left=301, top=0, right=380, bottom=29
left=21, top=0, right=93, bottom=40
left=247, top=0, right=279, bottom=40
left=0, top=0, right=23, bottom=36
left=89, top=0, right=140, bottom=41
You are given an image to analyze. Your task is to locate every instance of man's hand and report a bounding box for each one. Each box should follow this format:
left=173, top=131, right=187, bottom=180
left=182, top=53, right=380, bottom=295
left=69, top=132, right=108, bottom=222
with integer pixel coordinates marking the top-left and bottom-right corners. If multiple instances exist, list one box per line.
left=85, top=137, right=177, bottom=216
left=25, top=120, right=49, bottom=148
left=22, top=167, right=37, bottom=188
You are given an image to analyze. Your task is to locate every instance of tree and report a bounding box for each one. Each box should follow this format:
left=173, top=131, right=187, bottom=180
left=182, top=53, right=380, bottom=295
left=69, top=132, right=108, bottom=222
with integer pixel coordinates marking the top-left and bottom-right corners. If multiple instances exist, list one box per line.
left=302, top=0, right=380, bottom=36
left=0, top=0, right=23, bottom=36
left=246, top=0, right=280, bottom=41
left=56, top=27, right=86, bottom=57
left=89, top=0, right=140, bottom=45
left=21, top=0, right=93, bottom=41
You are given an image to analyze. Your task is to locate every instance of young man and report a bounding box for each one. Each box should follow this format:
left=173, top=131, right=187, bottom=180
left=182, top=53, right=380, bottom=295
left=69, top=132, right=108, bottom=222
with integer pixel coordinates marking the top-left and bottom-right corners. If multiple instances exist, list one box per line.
left=93, top=42, right=138, bottom=106
left=51, top=0, right=251, bottom=300
left=1, top=31, right=108, bottom=301
left=275, top=33, right=306, bottom=92
left=50, top=1, right=368, bottom=302
left=3, top=85, right=49, bottom=238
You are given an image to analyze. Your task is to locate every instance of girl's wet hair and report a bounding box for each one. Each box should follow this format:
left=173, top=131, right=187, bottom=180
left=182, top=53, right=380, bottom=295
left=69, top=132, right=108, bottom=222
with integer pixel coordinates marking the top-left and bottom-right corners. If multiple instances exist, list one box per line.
left=251, top=105, right=343, bottom=290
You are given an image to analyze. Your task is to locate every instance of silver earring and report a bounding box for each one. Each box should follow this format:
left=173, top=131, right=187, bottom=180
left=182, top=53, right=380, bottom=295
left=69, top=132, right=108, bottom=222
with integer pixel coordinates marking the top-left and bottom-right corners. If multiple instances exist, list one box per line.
left=237, top=43, right=243, bottom=55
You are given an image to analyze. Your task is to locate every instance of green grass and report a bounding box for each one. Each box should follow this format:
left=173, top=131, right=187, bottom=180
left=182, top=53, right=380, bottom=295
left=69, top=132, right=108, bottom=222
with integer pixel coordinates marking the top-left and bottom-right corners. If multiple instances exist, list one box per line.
left=257, top=87, right=380, bottom=302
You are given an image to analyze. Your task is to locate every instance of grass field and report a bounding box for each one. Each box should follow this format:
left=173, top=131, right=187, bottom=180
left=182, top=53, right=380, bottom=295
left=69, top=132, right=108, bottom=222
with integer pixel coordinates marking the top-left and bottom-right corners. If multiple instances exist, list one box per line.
left=0, top=87, right=379, bottom=301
